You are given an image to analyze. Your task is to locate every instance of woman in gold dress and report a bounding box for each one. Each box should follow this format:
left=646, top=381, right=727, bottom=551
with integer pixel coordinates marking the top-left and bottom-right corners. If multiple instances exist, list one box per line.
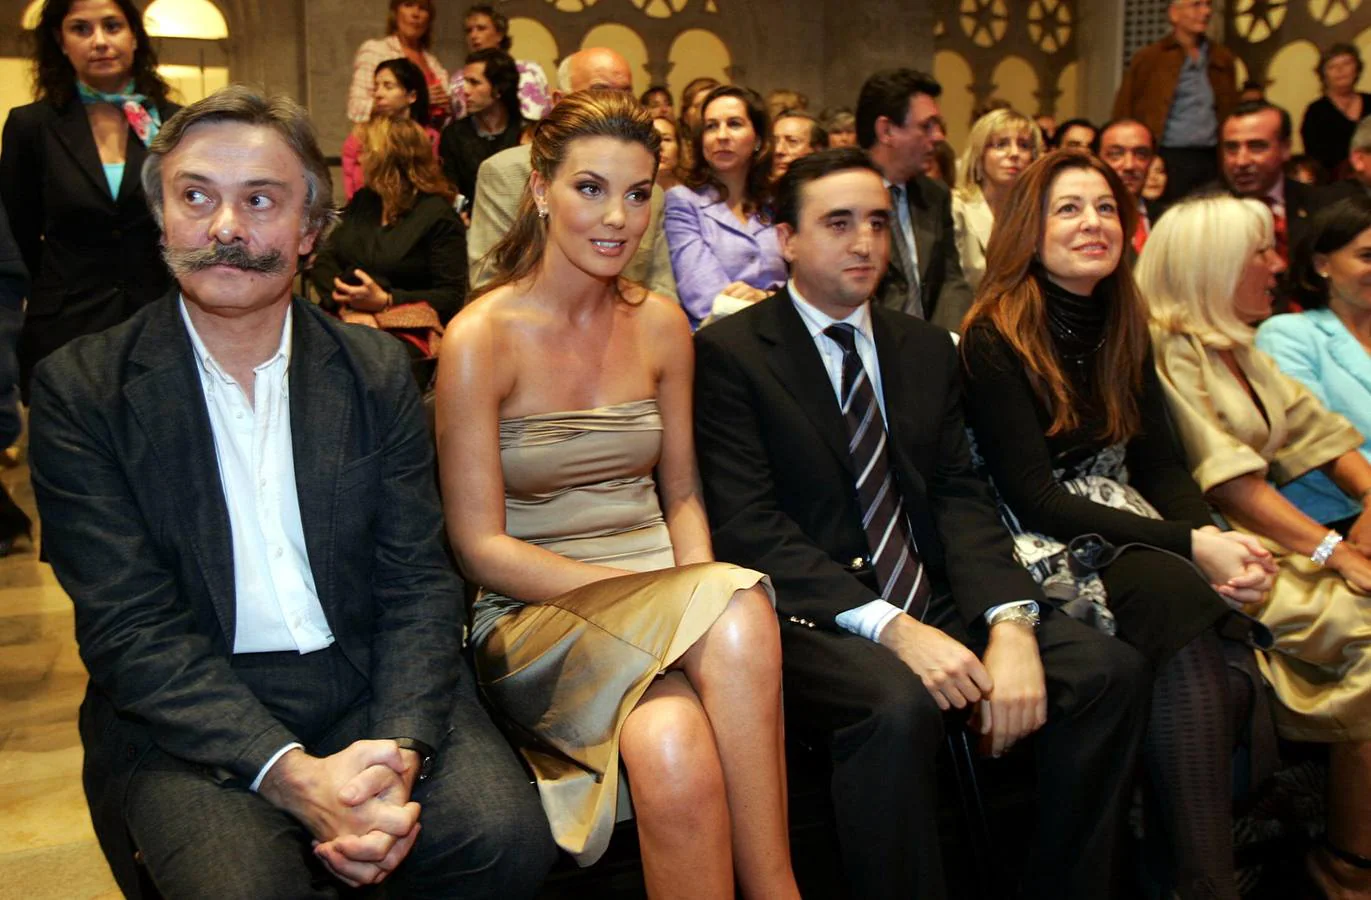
left=1141, top=193, right=1371, bottom=897
left=435, top=90, right=800, bottom=898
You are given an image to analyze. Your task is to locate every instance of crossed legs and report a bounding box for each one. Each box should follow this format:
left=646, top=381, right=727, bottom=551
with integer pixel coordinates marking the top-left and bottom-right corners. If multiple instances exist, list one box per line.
left=619, top=585, right=799, bottom=899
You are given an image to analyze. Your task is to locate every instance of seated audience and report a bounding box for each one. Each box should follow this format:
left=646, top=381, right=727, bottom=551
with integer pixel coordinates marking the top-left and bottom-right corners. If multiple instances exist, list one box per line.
left=466, top=49, right=676, bottom=300
left=1220, top=101, right=1314, bottom=267
left=766, top=87, right=807, bottom=121
left=859, top=69, right=973, bottom=329
left=30, top=85, right=553, bottom=900
left=448, top=4, right=551, bottom=122
left=342, top=57, right=437, bottom=201
left=1256, top=195, right=1371, bottom=533
left=1144, top=153, right=1169, bottom=202
left=1286, top=154, right=1328, bottom=186
left=820, top=106, right=857, bottom=148
left=664, top=85, right=786, bottom=328
left=769, top=109, right=827, bottom=183
left=313, top=117, right=466, bottom=357
left=1301, top=43, right=1370, bottom=179
left=1142, top=193, right=1371, bottom=898
left=347, top=0, right=450, bottom=128
left=1320, top=115, right=1371, bottom=205
left=652, top=115, right=682, bottom=192
left=1052, top=117, right=1096, bottom=151
left=925, top=139, right=957, bottom=189
left=0, top=0, right=177, bottom=398
left=695, top=148, right=1151, bottom=900
left=439, top=48, right=526, bottom=207
left=436, top=90, right=800, bottom=897
left=952, top=108, right=1044, bottom=290
left=1096, top=118, right=1163, bottom=255
left=1035, top=113, right=1058, bottom=144
left=960, top=150, right=1277, bottom=900
left=640, top=84, right=672, bottom=120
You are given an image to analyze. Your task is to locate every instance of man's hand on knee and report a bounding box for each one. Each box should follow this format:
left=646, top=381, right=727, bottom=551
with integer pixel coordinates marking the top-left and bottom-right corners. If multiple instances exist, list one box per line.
left=878, top=614, right=992, bottom=711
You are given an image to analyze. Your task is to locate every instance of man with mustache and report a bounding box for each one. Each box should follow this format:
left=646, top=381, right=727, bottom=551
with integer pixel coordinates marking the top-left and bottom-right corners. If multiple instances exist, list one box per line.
left=28, top=86, right=555, bottom=900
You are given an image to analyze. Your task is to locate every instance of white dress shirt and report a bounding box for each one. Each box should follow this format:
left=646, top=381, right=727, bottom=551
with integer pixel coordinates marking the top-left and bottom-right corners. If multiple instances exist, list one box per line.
left=789, top=283, right=1031, bottom=641
left=180, top=299, right=334, bottom=788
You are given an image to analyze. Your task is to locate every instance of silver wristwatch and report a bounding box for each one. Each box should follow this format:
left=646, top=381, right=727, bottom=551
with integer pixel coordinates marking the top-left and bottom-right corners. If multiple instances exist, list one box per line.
left=988, top=600, right=1041, bottom=630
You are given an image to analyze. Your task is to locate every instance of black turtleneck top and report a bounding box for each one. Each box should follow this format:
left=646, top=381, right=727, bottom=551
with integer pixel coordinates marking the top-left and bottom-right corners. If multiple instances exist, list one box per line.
left=960, top=274, right=1212, bottom=556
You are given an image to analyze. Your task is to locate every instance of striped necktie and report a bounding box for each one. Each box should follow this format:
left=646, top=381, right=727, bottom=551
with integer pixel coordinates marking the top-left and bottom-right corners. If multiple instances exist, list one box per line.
left=825, top=323, right=931, bottom=618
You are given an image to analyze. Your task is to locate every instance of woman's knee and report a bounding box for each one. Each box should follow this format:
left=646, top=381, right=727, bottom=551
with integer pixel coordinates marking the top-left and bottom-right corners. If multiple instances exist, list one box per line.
left=709, top=585, right=782, bottom=668
left=621, top=696, right=726, bottom=816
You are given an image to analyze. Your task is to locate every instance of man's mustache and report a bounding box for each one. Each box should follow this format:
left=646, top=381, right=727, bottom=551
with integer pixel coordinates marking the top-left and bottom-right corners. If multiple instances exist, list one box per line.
left=162, top=242, right=290, bottom=277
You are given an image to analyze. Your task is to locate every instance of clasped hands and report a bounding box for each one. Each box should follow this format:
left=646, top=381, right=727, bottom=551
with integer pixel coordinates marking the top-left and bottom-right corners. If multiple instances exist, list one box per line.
left=880, top=615, right=1045, bottom=760
left=259, top=740, right=423, bottom=887
left=1191, top=525, right=1277, bottom=606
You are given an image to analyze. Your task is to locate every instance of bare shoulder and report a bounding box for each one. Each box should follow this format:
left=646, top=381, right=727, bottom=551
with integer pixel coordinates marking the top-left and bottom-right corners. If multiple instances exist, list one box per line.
left=439, top=286, right=521, bottom=393
left=632, top=288, right=692, bottom=346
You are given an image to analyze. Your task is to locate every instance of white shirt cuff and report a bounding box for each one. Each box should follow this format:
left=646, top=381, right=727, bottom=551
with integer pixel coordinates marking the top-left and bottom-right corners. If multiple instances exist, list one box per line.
left=250, top=741, right=304, bottom=793
left=836, top=599, right=904, bottom=642
left=983, top=599, right=1037, bottom=626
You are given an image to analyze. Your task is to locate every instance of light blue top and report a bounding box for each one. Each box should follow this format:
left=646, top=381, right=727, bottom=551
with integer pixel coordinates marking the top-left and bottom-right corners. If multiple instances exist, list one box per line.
left=102, top=162, right=124, bottom=199
left=1162, top=41, right=1218, bottom=148
left=1255, top=308, right=1371, bottom=524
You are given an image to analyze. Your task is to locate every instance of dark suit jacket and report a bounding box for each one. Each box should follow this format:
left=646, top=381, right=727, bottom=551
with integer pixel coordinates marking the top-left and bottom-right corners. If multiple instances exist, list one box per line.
left=693, top=291, right=1040, bottom=632
left=309, top=189, right=468, bottom=322
left=29, top=293, right=465, bottom=896
left=0, top=98, right=178, bottom=386
left=873, top=174, right=974, bottom=333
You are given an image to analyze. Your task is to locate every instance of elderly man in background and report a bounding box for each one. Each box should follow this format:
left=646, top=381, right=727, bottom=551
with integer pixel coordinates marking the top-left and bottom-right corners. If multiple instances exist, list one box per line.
left=771, top=109, right=829, bottom=183
left=29, top=86, right=555, bottom=900
left=1113, top=0, right=1239, bottom=201
left=465, top=47, right=678, bottom=299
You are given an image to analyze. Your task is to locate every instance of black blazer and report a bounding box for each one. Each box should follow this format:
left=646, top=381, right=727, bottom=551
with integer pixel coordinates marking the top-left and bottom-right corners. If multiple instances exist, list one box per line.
left=29, top=294, right=465, bottom=897
left=309, top=189, right=468, bottom=322
left=693, top=290, right=1040, bottom=632
left=0, top=97, right=178, bottom=385
left=872, top=174, right=974, bottom=333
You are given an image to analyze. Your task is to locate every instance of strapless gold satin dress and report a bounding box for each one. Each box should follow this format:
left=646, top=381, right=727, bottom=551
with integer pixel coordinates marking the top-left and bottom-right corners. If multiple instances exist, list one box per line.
left=471, top=399, right=771, bottom=865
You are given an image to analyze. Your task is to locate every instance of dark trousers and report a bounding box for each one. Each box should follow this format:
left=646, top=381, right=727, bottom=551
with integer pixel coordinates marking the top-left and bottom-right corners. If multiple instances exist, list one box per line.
left=123, top=646, right=557, bottom=900
left=780, top=598, right=1149, bottom=900
left=1160, top=145, right=1220, bottom=204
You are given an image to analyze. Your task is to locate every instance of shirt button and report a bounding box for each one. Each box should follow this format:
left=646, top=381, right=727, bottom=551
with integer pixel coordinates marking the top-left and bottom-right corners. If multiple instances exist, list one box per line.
left=274, top=547, right=284, bottom=559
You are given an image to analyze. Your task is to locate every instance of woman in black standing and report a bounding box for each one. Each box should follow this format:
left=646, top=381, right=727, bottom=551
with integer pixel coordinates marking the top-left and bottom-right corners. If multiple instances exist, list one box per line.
left=0, top=0, right=177, bottom=396
left=1300, top=43, right=1371, bottom=179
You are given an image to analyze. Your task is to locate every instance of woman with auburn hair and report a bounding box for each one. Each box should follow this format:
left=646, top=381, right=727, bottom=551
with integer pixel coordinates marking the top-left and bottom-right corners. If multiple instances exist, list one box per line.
left=435, top=90, right=799, bottom=897
left=953, top=108, right=1045, bottom=290
left=0, top=0, right=177, bottom=397
left=310, top=116, right=465, bottom=358
left=664, top=85, right=786, bottom=328
left=1141, top=193, right=1371, bottom=897
left=960, top=150, right=1276, bottom=900
left=341, top=57, right=439, bottom=201
left=346, top=0, right=451, bottom=128
left=675, top=76, right=721, bottom=172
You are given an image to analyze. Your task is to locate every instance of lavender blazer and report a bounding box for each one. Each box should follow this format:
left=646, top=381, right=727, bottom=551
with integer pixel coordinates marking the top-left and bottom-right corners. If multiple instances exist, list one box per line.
left=663, top=185, right=787, bottom=329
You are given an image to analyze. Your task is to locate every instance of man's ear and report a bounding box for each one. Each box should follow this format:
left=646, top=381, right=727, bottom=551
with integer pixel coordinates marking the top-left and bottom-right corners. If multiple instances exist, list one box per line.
left=298, top=227, right=320, bottom=258
left=776, top=221, right=797, bottom=263
left=874, top=115, right=891, bottom=146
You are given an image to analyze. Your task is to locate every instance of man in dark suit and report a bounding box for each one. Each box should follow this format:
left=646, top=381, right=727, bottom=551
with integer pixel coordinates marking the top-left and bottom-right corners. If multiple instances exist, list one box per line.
left=30, top=87, right=554, bottom=900
left=694, top=149, right=1149, bottom=900
left=1316, top=114, right=1371, bottom=206
left=857, top=69, right=973, bottom=332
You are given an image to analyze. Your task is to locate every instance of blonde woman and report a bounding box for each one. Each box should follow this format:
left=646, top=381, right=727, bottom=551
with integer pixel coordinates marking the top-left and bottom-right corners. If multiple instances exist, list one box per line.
left=952, top=108, right=1044, bottom=290
left=1141, top=194, right=1371, bottom=897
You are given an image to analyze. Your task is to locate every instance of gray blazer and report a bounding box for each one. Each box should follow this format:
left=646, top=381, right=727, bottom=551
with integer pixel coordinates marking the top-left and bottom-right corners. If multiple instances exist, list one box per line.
left=466, top=143, right=679, bottom=300
left=29, top=294, right=466, bottom=897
